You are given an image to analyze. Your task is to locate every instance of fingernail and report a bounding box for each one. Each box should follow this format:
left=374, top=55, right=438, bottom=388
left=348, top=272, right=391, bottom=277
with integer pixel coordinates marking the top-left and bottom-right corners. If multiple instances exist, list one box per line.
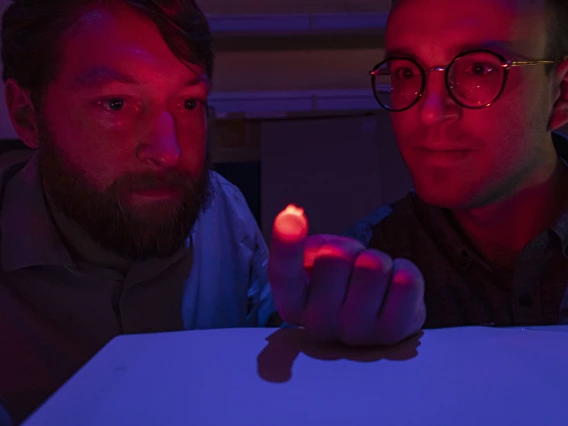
left=274, top=204, right=308, bottom=241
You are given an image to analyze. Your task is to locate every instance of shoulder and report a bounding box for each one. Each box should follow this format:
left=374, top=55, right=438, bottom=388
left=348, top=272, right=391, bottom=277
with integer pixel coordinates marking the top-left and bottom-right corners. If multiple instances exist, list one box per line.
left=207, top=171, right=257, bottom=230
left=193, top=171, right=263, bottom=250
left=209, top=171, right=248, bottom=206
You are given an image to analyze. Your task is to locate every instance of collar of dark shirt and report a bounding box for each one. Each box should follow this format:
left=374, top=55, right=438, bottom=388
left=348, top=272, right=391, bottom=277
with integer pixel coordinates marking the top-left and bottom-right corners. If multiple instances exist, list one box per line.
left=414, top=192, right=494, bottom=272
left=0, top=152, right=191, bottom=283
left=413, top=131, right=568, bottom=271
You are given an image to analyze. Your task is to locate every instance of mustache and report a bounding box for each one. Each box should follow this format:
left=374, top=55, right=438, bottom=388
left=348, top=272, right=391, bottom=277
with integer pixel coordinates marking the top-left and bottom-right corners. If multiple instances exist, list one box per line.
left=404, top=126, right=483, bottom=149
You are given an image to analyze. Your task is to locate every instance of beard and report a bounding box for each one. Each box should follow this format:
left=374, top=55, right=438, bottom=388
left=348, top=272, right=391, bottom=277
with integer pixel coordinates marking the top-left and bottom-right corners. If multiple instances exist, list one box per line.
left=37, top=126, right=211, bottom=261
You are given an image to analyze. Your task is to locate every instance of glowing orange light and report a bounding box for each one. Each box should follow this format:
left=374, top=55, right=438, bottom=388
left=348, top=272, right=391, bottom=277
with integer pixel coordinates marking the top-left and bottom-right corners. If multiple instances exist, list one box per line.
left=273, top=204, right=308, bottom=242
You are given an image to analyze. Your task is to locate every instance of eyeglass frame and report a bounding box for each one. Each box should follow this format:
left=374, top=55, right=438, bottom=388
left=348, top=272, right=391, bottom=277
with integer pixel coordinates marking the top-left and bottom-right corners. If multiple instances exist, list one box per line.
left=369, top=49, right=567, bottom=112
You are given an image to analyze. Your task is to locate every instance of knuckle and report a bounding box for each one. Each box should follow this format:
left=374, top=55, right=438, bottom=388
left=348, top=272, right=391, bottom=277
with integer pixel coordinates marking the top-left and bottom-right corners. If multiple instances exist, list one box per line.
left=314, top=239, right=365, bottom=261
left=392, top=258, right=425, bottom=288
left=392, top=269, right=417, bottom=286
left=355, top=249, right=393, bottom=273
left=393, top=257, right=421, bottom=275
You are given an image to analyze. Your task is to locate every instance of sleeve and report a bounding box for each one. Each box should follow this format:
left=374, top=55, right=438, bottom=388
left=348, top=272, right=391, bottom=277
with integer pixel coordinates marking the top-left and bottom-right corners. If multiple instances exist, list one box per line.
left=216, top=175, right=278, bottom=328
left=0, top=404, right=12, bottom=426
left=343, top=205, right=393, bottom=247
left=246, top=224, right=280, bottom=327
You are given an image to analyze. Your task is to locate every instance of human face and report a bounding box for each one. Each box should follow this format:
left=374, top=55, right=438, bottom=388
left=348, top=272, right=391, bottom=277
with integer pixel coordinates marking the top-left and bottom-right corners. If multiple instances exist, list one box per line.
left=38, top=2, right=211, bottom=259
left=385, top=0, right=558, bottom=209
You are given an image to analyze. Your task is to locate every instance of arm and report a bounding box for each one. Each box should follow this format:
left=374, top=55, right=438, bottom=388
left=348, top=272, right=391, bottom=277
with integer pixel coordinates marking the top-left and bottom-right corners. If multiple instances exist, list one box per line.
left=246, top=222, right=280, bottom=327
left=218, top=176, right=279, bottom=328
left=343, top=205, right=393, bottom=246
left=0, top=404, right=12, bottom=426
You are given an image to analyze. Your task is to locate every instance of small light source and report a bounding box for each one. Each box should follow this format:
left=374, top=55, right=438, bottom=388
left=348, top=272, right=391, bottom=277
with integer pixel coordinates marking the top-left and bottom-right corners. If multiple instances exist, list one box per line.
left=273, top=204, right=308, bottom=242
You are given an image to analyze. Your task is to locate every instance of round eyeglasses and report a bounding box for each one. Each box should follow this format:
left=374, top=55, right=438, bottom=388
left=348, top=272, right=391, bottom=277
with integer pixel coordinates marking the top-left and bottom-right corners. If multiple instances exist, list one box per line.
left=370, top=49, right=564, bottom=112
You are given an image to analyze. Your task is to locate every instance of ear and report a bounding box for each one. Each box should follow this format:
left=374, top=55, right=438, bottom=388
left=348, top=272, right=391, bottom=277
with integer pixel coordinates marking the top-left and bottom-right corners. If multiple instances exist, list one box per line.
left=549, top=60, right=568, bottom=132
left=4, top=79, right=40, bottom=149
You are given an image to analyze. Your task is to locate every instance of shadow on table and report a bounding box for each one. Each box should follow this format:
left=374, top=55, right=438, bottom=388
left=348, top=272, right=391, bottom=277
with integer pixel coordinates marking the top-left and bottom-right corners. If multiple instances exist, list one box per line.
left=257, top=328, right=423, bottom=383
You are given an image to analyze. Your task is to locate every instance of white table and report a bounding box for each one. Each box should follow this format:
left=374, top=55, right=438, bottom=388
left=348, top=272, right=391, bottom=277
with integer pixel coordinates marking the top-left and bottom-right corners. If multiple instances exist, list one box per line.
left=23, top=326, right=568, bottom=426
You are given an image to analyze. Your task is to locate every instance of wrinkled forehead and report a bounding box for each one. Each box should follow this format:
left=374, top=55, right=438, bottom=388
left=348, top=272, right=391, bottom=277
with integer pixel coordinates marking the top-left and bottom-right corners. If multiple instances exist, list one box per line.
left=386, top=0, right=549, bottom=61
left=55, top=2, right=208, bottom=89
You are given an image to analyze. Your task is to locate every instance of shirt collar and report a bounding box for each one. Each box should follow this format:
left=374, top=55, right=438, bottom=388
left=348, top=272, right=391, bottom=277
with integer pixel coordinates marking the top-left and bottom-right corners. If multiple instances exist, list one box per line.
left=416, top=131, right=568, bottom=268
left=413, top=193, right=492, bottom=271
left=1, top=153, right=73, bottom=272
left=549, top=132, right=568, bottom=256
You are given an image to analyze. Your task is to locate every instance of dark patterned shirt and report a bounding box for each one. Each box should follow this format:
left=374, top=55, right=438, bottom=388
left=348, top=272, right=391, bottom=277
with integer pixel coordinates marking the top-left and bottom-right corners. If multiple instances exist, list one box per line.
left=346, top=133, right=568, bottom=329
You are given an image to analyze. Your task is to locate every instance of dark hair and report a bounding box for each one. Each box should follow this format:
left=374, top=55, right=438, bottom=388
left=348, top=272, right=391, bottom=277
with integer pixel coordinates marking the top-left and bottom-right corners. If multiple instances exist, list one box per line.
left=546, top=0, right=568, bottom=60
left=2, top=0, right=213, bottom=105
left=390, top=0, right=568, bottom=61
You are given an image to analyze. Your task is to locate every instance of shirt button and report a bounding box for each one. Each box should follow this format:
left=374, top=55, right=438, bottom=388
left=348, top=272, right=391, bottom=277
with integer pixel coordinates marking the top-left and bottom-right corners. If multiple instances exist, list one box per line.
left=518, top=294, right=534, bottom=308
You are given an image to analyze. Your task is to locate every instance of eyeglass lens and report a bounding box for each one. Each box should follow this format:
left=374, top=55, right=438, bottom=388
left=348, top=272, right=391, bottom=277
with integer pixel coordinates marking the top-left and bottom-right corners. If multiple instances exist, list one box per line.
left=373, top=51, right=506, bottom=110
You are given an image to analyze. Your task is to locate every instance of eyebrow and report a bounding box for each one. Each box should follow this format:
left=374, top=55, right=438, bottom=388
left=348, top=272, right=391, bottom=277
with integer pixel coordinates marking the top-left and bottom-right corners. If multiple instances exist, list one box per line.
left=73, top=67, right=139, bottom=89
left=72, top=66, right=209, bottom=90
left=183, top=74, right=209, bottom=89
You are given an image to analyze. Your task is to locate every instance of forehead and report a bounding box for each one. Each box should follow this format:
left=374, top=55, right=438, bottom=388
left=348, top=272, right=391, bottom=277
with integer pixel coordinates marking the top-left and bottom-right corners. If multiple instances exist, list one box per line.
left=55, top=2, right=206, bottom=87
left=386, top=0, right=549, bottom=59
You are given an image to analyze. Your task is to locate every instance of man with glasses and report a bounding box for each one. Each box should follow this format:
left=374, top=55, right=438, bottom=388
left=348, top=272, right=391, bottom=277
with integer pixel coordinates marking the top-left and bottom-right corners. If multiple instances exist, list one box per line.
left=346, top=0, right=568, bottom=328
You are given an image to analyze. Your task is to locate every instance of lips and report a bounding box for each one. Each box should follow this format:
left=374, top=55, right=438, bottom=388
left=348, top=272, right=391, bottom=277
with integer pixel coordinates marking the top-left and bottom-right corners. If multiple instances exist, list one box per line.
left=413, top=144, right=472, bottom=152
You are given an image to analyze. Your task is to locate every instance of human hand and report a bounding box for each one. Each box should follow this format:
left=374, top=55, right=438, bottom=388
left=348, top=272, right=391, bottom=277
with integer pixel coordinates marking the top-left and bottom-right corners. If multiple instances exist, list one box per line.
left=268, top=205, right=426, bottom=346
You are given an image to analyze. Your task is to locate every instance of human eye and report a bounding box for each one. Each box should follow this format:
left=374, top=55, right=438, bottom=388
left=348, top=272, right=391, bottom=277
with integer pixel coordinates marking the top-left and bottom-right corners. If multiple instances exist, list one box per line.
left=394, top=66, right=417, bottom=80
left=464, top=62, right=497, bottom=77
left=97, top=97, right=139, bottom=113
left=181, top=98, right=207, bottom=112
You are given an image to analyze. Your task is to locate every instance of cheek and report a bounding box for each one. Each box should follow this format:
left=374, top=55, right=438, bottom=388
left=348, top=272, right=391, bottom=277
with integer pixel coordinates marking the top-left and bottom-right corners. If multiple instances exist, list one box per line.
left=177, top=115, right=208, bottom=174
left=456, top=109, right=524, bottom=175
left=389, top=111, right=423, bottom=161
left=390, top=111, right=414, bottom=150
left=494, top=72, right=551, bottom=133
left=466, top=93, right=546, bottom=159
left=42, top=103, right=136, bottom=190
left=390, top=111, right=416, bottom=137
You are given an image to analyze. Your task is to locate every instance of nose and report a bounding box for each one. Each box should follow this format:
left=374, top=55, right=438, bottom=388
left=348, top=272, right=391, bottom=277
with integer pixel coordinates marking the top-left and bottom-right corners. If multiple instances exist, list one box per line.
left=420, top=70, right=461, bottom=126
left=137, top=111, right=181, bottom=168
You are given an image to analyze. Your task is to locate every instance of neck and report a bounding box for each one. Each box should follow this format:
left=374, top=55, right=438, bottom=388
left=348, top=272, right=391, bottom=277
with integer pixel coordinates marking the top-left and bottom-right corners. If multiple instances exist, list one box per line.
left=453, top=154, right=568, bottom=270
left=44, top=191, right=132, bottom=274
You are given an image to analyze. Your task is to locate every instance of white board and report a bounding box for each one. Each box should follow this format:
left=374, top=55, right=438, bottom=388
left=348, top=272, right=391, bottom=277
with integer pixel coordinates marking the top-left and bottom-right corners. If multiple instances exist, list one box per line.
left=23, top=326, right=568, bottom=426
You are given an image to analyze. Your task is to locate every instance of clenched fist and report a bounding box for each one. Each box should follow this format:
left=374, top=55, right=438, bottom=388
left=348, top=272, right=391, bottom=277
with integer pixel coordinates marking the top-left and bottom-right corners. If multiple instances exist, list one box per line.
left=268, top=205, right=426, bottom=346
